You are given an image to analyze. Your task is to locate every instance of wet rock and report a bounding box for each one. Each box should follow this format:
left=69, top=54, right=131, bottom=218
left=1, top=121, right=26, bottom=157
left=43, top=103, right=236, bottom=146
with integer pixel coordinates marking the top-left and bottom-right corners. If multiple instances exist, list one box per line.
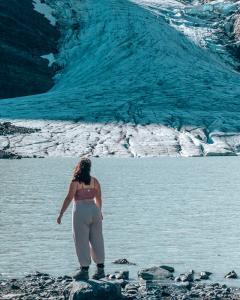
left=179, top=270, right=194, bottom=282
left=69, top=279, right=122, bottom=300
left=225, top=270, right=238, bottom=279
left=33, top=271, right=50, bottom=277
left=175, top=281, right=191, bottom=289
left=160, top=265, right=175, bottom=273
left=138, top=266, right=174, bottom=281
left=210, top=282, right=220, bottom=288
left=112, top=258, right=136, bottom=265
left=112, top=279, right=128, bottom=288
left=125, top=283, right=140, bottom=291
left=62, top=275, right=72, bottom=280
left=175, top=276, right=181, bottom=282
left=115, top=271, right=129, bottom=280
left=10, top=283, right=20, bottom=290
left=200, top=271, right=212, bottom=280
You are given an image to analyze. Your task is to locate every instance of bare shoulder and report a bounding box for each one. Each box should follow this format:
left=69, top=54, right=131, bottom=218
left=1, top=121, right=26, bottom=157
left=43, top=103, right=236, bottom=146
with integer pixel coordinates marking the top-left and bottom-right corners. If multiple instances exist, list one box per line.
left=92, top=176, right=100, bottom=186
left=71, top=179, right=78, bottom=184
left=70, top=180, right=78, bottom=188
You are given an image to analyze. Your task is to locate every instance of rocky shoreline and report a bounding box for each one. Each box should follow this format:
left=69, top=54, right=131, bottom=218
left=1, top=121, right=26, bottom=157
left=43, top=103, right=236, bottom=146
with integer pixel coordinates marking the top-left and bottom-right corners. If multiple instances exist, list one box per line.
left=1, top=266, right=240, bottom=300
left=0, top=122, right=40, bottom=159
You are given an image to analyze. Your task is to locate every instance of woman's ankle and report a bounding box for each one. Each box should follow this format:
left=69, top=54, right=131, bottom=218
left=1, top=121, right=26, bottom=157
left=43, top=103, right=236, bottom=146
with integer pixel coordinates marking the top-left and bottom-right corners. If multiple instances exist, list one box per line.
left=97, top=263, right=104, bottom=268
left=81, top=266, right=89, bottom=271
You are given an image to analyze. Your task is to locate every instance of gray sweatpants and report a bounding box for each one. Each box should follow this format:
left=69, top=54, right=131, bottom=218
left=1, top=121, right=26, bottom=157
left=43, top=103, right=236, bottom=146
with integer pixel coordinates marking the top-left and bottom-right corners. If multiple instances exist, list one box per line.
left=72, top=200, right=105, bottom=267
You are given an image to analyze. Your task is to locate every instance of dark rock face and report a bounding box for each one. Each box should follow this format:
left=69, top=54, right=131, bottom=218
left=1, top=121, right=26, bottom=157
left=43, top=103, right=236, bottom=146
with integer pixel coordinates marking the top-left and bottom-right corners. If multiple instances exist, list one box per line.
left=0, top=0, right=60, bottom=99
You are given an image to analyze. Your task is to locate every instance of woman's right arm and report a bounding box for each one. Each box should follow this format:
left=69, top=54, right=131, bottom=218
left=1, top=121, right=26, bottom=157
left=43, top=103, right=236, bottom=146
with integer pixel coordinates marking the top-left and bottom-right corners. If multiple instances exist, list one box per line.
left=57, top=181, right=77, bottom=224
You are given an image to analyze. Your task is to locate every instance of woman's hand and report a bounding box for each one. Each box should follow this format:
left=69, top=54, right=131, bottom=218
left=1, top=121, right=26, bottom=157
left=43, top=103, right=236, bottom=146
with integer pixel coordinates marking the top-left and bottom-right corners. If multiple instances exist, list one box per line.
left=57, top=214, right=62, bottom=224
left=57, top=181, right=76, bottom=225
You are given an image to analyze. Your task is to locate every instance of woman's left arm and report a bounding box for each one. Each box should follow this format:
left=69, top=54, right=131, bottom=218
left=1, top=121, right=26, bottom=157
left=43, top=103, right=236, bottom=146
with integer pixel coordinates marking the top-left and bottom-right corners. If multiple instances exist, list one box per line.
left=57, top=181, right=77, bottom=224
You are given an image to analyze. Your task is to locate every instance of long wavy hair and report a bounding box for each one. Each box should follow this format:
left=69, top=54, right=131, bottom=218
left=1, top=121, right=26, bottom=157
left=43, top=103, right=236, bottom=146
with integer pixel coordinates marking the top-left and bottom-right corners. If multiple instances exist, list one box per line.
left=72, top=157, right=92, bottom=185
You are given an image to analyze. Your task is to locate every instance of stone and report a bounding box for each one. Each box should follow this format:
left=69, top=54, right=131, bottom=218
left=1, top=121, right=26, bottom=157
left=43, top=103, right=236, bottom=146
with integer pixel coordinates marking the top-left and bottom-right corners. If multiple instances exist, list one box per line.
left=115, top=271, right=129, bottom=280
left=69, top=279, right=122, bottom=300
left=200, top=271, right=212, bottom=280
left=112, top=258, right=136, bottom=265
left=175, top=276, right=181, bottom=282
left=138, top=266, right=174, bottom=281
left=10, top=283, right=20, bottom=289
left=175, top=281, right=191, bottom=288
left=160, top=265, right=175, bottom=273
left=179, top=270, right=194, bottom=282
left=224, top=270, right=238, bottom=279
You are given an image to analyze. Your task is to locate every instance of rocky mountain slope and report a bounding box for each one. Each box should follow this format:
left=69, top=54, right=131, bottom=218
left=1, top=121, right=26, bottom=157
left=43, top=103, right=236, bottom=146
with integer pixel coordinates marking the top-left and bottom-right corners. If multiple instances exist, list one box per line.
left=0, top=0, right=60, bottom=99
left=0, top=0, right=240, bottom=157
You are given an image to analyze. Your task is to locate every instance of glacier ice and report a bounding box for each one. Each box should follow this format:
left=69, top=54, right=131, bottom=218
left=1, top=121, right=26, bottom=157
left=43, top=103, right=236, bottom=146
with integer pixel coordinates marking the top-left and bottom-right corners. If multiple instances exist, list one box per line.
left=0, top=0, right=240, bottom=157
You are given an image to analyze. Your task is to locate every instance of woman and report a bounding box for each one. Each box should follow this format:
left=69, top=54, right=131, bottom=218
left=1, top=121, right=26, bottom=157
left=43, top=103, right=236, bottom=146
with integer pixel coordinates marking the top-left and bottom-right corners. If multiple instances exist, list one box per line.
left=57, top=157, right=105, bottom=281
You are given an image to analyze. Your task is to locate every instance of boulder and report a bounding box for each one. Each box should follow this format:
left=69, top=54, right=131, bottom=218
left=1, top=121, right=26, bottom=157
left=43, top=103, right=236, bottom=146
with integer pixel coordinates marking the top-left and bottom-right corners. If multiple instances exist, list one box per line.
left=138, top=266, right=174, bottom=281
left=224, top=270, right=238, bottom=279
left=69, top=279, right=122, bottom=300
left=160, top=265, right=175, bottom=273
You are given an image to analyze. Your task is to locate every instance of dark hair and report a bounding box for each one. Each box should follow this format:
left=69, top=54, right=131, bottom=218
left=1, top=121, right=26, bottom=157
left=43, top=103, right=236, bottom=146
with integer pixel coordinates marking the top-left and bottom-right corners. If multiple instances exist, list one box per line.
left=72, top=157, right=92, bottom=185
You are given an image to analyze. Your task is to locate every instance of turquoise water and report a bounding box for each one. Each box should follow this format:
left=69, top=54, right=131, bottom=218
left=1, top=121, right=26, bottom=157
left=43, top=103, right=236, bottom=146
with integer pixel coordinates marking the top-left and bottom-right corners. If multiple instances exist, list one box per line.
left=1, top=157, right=240, bottom=285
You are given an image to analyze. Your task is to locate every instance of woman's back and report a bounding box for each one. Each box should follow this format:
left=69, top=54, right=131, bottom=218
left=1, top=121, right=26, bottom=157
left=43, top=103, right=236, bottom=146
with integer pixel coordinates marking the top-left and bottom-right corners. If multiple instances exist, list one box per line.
left=74, top=176, right=97, bottom=201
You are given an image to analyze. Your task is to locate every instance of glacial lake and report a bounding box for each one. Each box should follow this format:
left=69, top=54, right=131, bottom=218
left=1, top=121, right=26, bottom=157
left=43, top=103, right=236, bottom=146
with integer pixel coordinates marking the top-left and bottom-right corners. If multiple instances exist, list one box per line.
left=1, top=157, right=240, bottom=286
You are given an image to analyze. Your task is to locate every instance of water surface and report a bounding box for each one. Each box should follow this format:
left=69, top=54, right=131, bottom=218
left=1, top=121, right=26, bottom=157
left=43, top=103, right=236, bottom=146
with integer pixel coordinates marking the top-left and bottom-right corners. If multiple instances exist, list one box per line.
left=1, top=157, right=240, bottom=286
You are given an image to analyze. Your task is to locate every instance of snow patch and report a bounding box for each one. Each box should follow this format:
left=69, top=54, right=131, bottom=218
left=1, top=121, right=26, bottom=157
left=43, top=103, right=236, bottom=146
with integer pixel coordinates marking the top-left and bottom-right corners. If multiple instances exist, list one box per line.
left=41, top=53, right=56, bottom=67
left=32, top=0, right=56, bottom=26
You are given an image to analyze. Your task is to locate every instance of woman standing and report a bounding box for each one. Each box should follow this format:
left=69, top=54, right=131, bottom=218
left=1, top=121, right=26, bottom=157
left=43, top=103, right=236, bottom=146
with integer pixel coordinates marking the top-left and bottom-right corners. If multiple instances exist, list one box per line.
left=57, top=158, right=105, bottom=281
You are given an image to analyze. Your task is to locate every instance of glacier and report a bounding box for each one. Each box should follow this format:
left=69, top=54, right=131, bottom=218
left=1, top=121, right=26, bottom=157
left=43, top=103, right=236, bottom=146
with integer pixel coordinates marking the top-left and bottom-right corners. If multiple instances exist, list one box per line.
left=0, top=0, right=240, bottom=157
